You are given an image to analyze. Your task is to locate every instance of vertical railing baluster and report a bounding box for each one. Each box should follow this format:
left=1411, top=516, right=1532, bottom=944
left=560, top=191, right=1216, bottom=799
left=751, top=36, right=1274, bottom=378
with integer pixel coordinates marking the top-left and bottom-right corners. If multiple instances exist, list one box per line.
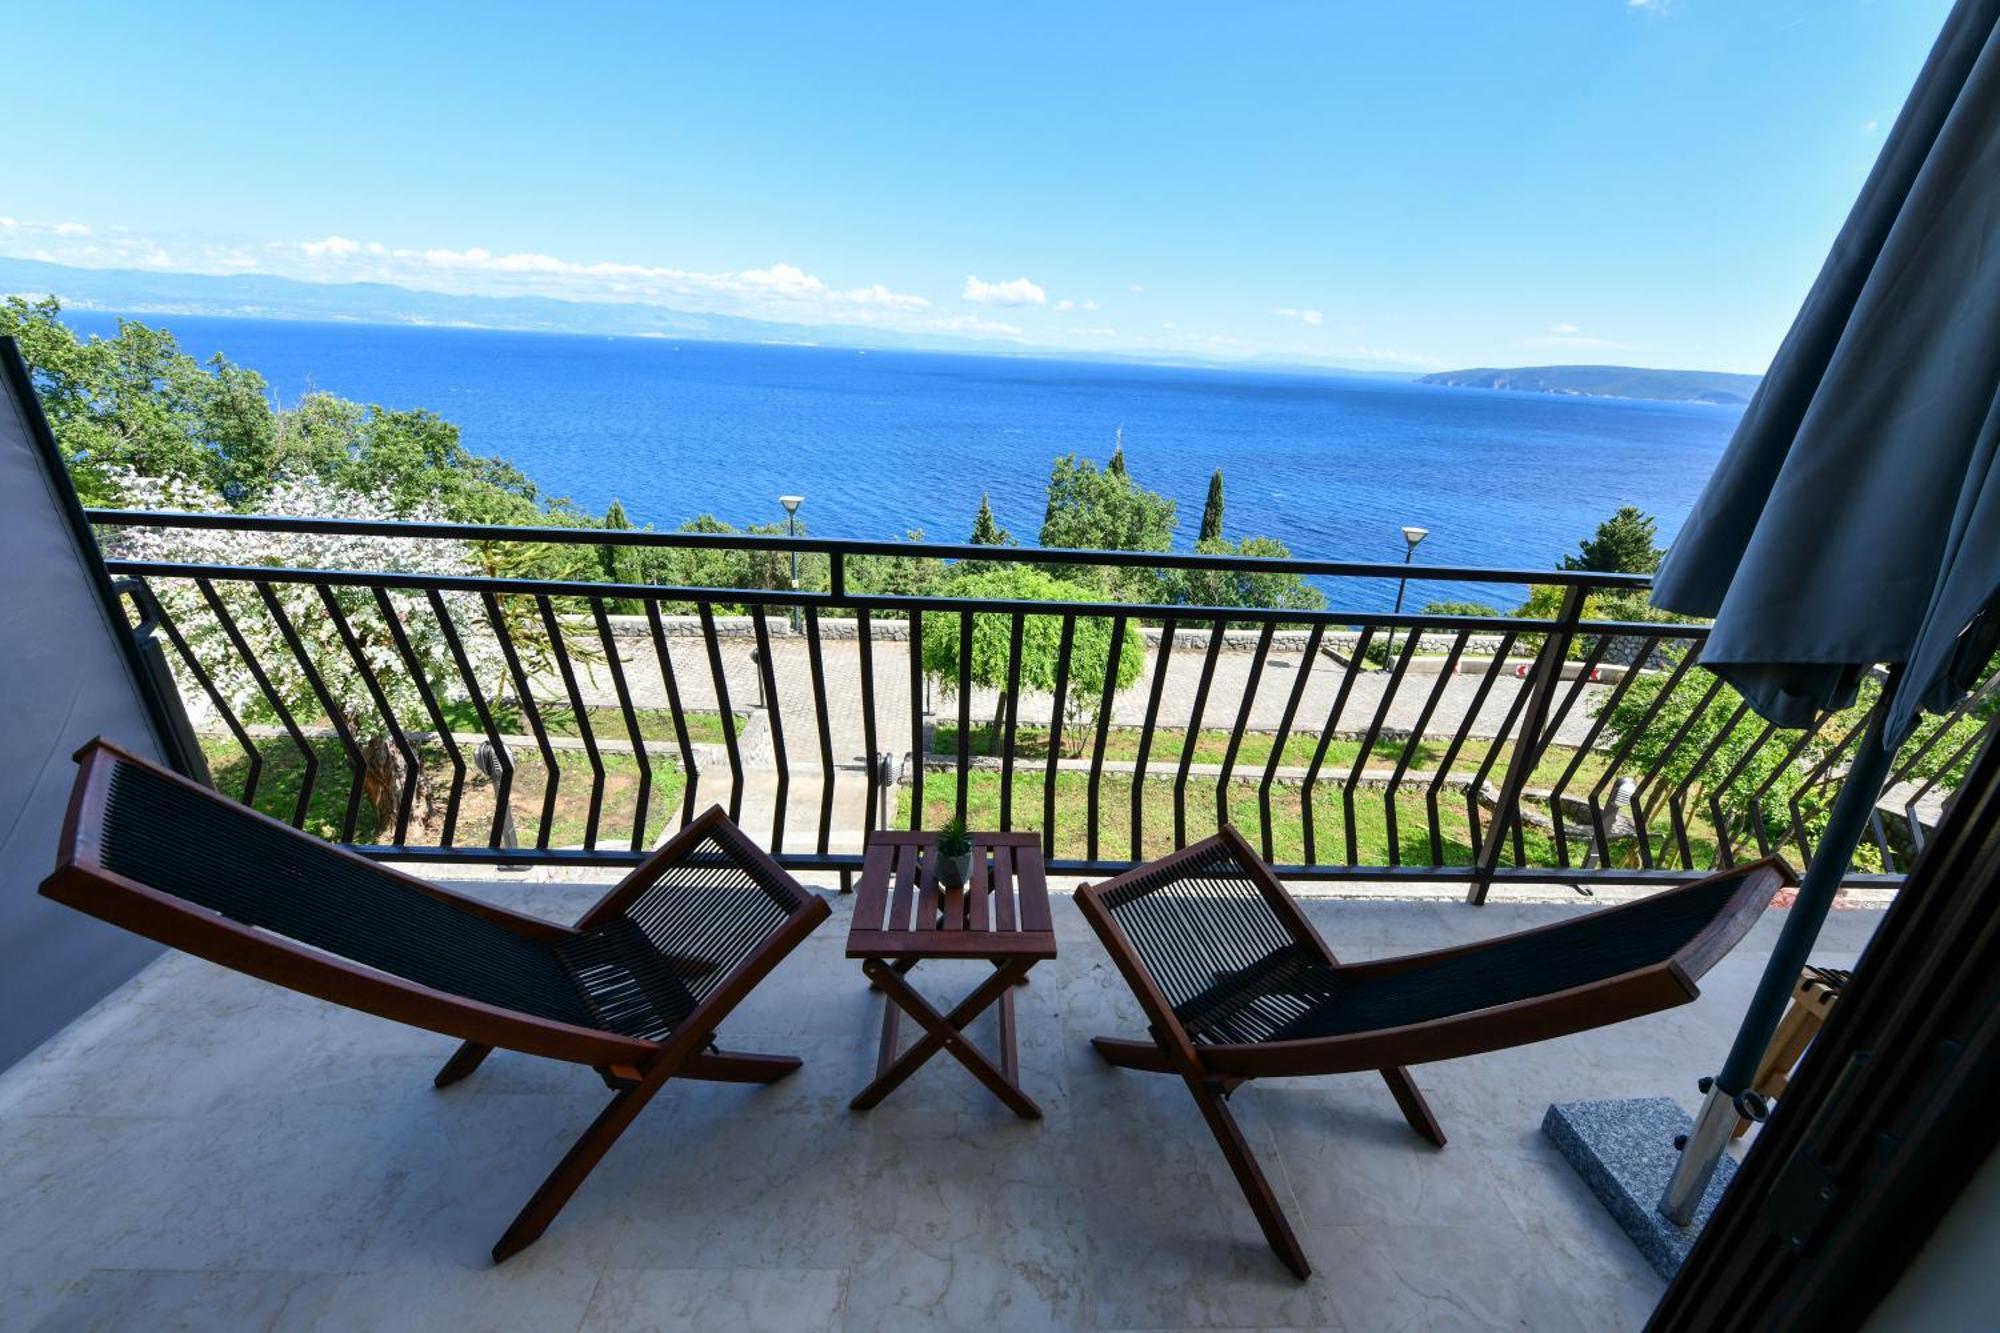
left=1629, top=674, right=1728, bottom=871
left=999, top=611, right=1025, bottom=830
left=257, top=583, right=368, bottom=842
left=1087, top=614, right=1126, bottom=864
left=154, top=593, right=262, bottom=806
left=1380, top=629, right=1469, bottom=867
left=1543, top=634, right=1658, bottom=869
left=429, top=589, right=511, bottom=850
left=592, top=601, right=650, bottom=853
left=1044, top=615, right=1075, bottom=859
left=752, top=610, right=787, bottom=853
left=643, top=602, right=700, bottom=833
left=954, top=610, right=974, bottom=823
left=374, top=588, right=464, bottom=848
left=1704, top=718, right=1777, bottom=868
left=697, top=604, right=744, bottom=825
left=1259, top=622, right=1323, bottom=863
left=537, top=595, right=604, bottom=850
left=1468, top=584, right=1585, bottom=904
left=908, top=609, right=925, bottom=830
left=1132, top=617, right=1177, bottom=862
left=1345, top=628, right=1419, bottom=866
left=858, top=609, right=880, bottom=841
left=198, top=577, right=315, bottom=828
left=483, top=591, right=559, bottom=850
left=1216, top=622, right=1274, bottom=838
left=805, top=606, right=836, bottom=856
left=1302, top=626, right=1375, bottom=867
left=1173, top=619, right=1226, bottom=849
left=319, top=585, right=421, bottom=845
left=1665, top=696, right=1750, bottom=870
left=1425, top=631, right=1517, bottom=869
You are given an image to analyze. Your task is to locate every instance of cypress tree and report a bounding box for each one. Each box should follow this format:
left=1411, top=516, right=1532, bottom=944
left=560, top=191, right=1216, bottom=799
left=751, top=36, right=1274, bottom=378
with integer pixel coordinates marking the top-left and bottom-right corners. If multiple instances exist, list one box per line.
left=1108, top=425, right=1127, bottom=478
left=969, top=492, right=1014, bottom=546
left=1199, top=469, right=1225, bottom=543
left=602, top=498, right=633, bottom=582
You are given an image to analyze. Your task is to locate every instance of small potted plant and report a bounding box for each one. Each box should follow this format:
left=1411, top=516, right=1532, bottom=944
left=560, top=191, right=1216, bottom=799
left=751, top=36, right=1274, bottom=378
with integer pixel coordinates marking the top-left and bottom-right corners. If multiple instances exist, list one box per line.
left=936, top=815, right=974, bottom=891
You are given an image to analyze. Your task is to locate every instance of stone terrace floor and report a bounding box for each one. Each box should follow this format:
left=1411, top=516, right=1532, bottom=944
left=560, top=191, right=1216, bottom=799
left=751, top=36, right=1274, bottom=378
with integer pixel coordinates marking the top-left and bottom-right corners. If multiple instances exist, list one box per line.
left=0, top=877, right=1881, bottom=1332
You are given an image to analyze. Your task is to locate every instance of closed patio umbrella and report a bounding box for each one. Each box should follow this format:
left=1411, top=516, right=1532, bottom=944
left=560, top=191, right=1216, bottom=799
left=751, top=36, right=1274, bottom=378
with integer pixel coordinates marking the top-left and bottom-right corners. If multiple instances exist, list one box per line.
left=1650, top=0, right=2000, bottom=1223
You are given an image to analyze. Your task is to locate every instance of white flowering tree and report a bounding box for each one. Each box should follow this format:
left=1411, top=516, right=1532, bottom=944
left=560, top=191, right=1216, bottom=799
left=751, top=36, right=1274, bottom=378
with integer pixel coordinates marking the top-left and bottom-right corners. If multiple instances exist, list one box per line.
left=103, top=469, right=510, bottom=841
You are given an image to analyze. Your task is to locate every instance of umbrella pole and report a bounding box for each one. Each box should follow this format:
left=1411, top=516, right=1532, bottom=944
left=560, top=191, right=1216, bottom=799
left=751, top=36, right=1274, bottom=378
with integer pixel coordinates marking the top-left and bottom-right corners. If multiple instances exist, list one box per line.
left=1658, top=667, right=1902, bottom=1226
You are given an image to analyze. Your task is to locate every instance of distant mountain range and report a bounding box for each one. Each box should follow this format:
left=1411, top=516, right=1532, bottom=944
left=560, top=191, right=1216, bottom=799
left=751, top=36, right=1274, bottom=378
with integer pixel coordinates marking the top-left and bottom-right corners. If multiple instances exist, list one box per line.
left=0, top=257, right=1381, bottom=377
left=1418, top=364, right=1761, bottom=405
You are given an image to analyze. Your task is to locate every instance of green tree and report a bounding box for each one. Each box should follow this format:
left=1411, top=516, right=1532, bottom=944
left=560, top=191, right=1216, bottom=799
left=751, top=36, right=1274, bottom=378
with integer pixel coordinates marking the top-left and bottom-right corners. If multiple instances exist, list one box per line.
left=1562, top=505, right=1663, bottom=574
left=1173, top=535, right=1325, bottom=612
left=968, top=492, right=1014, bottom=546
left=1037, top=451, right=1176, bottom=598
left=1199, top=469, right=1225, bottom=543
left=1597, top=660, right=1989, bottom=869
left=1107, top=426, right=1127, bottom=478
left=1423, top=599, right=1501, bottom=617
left=919, top=566, right=1144, bottom=754
left=849, top=530, right=950, bottom=611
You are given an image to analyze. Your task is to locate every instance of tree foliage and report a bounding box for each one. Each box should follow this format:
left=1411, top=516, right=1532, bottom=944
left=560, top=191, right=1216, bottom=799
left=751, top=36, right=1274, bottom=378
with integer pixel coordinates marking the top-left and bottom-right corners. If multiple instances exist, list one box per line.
left=1199, top=469, right=1225, bottom=543
left=919, top=566, right=1143, bottom=749
left=969, top=492, right=1014, bottom=546
left=1171, top=536, right=1325, bottom=612
left=1561, top=505, right=1663, bottom=574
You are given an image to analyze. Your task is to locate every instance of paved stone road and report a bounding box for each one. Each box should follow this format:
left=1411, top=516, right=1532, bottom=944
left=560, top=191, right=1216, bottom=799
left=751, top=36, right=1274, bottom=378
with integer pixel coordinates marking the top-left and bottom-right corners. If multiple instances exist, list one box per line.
left=551, top=625, right=1608, bottom=854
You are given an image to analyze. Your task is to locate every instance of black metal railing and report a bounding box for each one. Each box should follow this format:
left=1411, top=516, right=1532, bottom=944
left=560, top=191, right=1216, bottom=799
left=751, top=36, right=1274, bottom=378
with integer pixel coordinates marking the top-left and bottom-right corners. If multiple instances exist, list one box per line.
left=87, top=508, right=1993, bottom=901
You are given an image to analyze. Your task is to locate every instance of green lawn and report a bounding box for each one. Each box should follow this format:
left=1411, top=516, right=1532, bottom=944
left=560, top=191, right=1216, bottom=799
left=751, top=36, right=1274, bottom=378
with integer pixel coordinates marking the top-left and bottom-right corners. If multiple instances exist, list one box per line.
left=932, top=722, right=1612, bottom=791
left=437, top=702, right=742, bottom=745
left=203, top=735, right=685, bottom=850
left=897, top=768, right=1720, bottom=871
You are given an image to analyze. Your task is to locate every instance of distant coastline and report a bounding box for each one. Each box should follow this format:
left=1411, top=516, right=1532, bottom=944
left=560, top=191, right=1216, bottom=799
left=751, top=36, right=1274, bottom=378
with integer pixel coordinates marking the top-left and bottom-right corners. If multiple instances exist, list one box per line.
left=1418, top=364, right=1760, bottom=406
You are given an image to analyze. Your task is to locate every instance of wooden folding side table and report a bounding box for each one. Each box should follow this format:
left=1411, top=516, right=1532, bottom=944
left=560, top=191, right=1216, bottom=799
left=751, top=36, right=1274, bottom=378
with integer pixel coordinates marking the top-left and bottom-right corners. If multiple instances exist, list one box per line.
left=846, top=830, right=1055, bottom=1118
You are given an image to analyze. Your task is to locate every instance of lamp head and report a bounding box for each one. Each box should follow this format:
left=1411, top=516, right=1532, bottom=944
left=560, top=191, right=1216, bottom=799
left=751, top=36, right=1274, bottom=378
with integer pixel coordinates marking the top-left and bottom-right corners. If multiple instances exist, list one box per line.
left=1401, top=525, right=1429, bottom=549
left=780, top=495, right=805, bottom=515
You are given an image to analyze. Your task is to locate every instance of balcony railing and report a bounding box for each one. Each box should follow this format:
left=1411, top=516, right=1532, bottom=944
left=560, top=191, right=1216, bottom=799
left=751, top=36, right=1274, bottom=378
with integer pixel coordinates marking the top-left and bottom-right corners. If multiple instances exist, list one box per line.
left=87, top=508, right=1991, bottom=901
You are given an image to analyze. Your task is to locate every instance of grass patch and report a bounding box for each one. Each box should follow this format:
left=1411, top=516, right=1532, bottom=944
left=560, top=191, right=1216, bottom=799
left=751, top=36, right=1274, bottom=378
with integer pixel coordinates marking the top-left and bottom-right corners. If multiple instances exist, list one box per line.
left=203, top=735, right=685, bottom=850
left=897, top=769, right=1717, bottom=871
left=438, top=702, right=741, bottom=745
left=932, top=723, right=1612, bottom=790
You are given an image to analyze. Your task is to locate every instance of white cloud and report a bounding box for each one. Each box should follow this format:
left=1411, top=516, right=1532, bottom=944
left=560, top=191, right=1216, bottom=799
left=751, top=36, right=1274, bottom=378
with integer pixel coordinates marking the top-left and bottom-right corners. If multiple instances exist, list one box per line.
left=1273, top=307, right=1324, bottom=326
left=1128, top=283, right=1146, bottom=293
left=1862, top=118, right=1879, bottom=134
left=937, top=313, right=1024, bottom=337
left=1549, top=321, right=1581, bottom=334
left=961, top=274, right=1047, bottom=306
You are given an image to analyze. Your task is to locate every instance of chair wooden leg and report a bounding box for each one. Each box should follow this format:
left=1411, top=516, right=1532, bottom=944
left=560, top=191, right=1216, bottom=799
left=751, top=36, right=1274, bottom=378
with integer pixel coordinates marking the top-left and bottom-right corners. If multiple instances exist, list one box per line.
left=681, top=1048, right=804, bottom=1083
left=434, top=1040, right=494, bottom=1088
left=1380, top=1066, right=1447, bottom=1147
left=492, top=1075, right=667, bottom=1263
left=1184, top=1074, right=1311, bottom=1279
left=1090, top=1035, right=1177, bottom=1073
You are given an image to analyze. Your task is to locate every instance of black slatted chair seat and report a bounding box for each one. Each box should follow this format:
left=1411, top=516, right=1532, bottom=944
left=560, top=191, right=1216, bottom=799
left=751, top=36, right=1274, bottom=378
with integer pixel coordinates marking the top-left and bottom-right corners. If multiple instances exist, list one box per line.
left=97, top=761, right=800, bottom=1044
left=1108, top=842, right=1759, bottom=1047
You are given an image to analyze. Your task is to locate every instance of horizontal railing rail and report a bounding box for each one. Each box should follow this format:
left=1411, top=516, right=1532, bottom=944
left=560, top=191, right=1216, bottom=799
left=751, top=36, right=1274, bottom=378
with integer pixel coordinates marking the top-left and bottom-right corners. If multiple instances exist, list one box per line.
left=88, top=509, right=1986, bottom=901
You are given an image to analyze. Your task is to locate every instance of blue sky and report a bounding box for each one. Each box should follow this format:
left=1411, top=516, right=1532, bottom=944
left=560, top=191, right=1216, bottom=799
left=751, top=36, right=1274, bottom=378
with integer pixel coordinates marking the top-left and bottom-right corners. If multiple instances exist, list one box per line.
left=0, top=1, right=1954, bottom=373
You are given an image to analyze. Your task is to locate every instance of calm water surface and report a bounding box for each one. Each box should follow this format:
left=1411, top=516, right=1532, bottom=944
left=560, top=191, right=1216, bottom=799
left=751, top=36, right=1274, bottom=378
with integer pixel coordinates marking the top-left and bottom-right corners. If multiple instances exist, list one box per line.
left=68, top=312, right=1740, bottom=608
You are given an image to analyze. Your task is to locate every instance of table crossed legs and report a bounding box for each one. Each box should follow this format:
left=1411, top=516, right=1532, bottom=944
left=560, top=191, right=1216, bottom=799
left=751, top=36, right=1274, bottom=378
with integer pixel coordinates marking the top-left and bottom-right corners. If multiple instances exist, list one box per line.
left=851, top=954, right=1042, bottom=1118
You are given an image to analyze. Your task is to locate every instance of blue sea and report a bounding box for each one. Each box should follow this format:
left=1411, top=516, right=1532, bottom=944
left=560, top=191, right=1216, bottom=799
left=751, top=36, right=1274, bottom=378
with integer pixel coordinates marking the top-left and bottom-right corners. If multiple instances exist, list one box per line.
left=65, top=312, right=1741, bottom=609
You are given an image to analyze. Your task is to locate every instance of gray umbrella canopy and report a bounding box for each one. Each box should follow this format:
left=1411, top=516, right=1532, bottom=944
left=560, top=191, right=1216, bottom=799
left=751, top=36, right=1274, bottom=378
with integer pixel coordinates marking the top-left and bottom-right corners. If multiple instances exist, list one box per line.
left=1652, top=0, right=2000, bottom=745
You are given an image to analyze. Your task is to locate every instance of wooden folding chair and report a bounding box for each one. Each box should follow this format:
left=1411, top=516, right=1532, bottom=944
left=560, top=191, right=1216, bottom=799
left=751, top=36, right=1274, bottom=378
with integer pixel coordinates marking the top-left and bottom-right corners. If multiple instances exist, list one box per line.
left=1075, top=826, right=1787, bottom=1278
left=41, top=739, right=830, bottom=1261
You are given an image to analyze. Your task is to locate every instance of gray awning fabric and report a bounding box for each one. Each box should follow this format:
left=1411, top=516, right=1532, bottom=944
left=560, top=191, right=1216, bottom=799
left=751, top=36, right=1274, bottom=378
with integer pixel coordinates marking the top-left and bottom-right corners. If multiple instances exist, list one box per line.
left=1651, top=0, right=2000, bottom=744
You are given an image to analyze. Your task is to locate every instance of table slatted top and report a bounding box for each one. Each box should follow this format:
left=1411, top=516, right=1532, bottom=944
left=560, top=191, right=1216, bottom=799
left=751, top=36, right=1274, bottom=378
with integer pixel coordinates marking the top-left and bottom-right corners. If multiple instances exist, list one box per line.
left=846, top=831, right=1055, bottom=960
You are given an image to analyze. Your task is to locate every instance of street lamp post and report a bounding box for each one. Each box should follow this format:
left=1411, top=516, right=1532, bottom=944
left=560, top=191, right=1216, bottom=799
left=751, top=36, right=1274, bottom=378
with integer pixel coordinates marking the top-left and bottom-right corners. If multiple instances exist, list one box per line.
left=780, top=494, right=804, bottom=633
left=1385, top=525, right=1429, bottom=659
